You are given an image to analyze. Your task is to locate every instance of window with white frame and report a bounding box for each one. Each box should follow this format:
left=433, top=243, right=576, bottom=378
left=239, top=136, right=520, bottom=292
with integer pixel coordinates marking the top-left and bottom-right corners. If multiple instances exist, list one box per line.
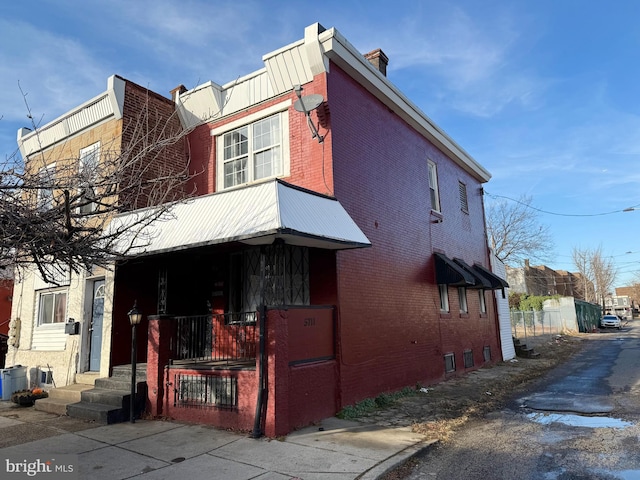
left=458, top=287, right=468, bottom=313
left=38, top=290, right=67, bottom=325
left=439, top=284, right=449, bottom=312
left=479, top=289, right=486, bottom=313
left=79, top=142, right=100, bottom=214
left=37, top=165, right=56, bottom=210
left=428, top=160, right=441, bottom=212
left=218, top=113, right=284, bottom=189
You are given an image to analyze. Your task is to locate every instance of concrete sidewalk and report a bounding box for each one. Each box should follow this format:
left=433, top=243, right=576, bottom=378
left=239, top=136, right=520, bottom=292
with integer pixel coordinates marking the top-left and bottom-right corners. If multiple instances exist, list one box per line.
left=0, top=401, right=430, bottom=479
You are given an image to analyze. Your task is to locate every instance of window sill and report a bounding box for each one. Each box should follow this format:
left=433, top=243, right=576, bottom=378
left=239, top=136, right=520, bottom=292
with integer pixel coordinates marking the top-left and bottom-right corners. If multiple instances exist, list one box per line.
left=459, top=313, right=470, bottom=319
left=480, top=313, right=488, bottom=318
left=439, top=312, right=451, bottom=319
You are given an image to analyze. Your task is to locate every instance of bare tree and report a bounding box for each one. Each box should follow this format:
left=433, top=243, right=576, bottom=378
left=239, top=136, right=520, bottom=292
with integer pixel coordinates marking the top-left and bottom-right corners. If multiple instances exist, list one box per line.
left=1, top=88, right=197, bottom=284
left=486, top=195, right=554, bottom=266
left=572, top=245, right=616, bottom=309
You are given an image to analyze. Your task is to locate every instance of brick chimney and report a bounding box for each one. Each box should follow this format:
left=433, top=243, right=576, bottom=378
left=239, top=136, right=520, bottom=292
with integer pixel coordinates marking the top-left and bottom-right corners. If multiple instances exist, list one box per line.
left=170, top=84, right=187, bottom=103
left=364, top=49, right=389, bottom=76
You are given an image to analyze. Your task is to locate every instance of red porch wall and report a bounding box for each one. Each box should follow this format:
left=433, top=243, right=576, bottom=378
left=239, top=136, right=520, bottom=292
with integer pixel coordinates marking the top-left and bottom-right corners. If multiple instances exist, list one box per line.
left=327, top=64, right=500, bottom=408
left=264, top=307, right=337, bottom=437
left=163, top=367, right=258, bottom=430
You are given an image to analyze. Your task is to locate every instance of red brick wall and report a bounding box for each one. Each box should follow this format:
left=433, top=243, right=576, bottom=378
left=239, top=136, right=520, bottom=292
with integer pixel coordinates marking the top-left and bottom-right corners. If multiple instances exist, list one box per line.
left=185, top=75, right=333, bottom=196
left=120, top=79, right=188, bottom=208
left=327, top=64, right=499, bottom=407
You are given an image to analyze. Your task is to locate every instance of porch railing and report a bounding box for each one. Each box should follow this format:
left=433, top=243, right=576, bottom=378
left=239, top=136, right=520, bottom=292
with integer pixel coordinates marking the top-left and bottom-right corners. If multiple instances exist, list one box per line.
left=171, top=312, right=257, bottom=365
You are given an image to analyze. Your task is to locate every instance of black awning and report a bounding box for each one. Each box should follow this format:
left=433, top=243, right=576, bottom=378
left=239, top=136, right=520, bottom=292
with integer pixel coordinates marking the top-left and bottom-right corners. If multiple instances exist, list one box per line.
left=453, top=258, right=493, bottom=289
left=472, top=263, right=509, bottom=290
left=434, top=253, right=477, bottom=287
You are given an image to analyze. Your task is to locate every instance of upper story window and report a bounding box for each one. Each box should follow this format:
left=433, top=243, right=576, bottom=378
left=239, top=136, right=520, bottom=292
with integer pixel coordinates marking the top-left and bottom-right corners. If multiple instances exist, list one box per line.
left=217, top=112, right=287, bottom=190
left=459, top=181, right=469, bottom=213
left=428, top=160, right=440, bottom=212
left=37, top=164, right=56, bottom=210
left=79, top=142, right=100, bottom=214
left=458, top=286, right=468, bottom=313
left=439, top=284, right=449, bottom=312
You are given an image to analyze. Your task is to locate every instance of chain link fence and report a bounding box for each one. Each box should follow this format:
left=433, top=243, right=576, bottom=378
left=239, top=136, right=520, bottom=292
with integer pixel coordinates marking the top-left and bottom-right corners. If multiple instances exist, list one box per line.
left=510, top=309, right=565, bottom=340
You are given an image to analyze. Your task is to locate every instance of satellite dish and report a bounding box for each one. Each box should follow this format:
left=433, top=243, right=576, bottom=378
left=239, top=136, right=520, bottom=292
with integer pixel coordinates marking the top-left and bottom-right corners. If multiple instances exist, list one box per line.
left=294, top=94, right=324, bottom=113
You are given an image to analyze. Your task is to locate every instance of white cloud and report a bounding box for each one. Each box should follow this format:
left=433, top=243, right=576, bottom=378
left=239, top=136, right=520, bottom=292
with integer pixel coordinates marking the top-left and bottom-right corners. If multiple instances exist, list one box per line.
left=0, top=19, right=107, bottom=125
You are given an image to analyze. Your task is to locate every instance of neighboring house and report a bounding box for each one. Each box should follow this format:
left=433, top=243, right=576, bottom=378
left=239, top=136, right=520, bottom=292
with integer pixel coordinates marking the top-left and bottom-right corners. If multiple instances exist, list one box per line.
left=604, top=294, right=632, bottom=319
left=9, top=23, right=508, bottom=437
left=506, top=260, right=594, bottom=302
left=0, top=270, right=13, bottom=369
left=7, top=76, right=185, bottom=388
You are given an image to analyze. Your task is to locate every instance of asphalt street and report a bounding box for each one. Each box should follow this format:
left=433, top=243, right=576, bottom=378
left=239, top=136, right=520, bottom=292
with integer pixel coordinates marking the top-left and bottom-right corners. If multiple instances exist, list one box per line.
left=404, top=324, right=640, bottom=480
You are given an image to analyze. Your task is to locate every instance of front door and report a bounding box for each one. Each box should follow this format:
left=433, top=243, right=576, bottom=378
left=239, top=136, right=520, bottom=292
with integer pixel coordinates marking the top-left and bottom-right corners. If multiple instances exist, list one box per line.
left=89, top=280, right=105, bottom=371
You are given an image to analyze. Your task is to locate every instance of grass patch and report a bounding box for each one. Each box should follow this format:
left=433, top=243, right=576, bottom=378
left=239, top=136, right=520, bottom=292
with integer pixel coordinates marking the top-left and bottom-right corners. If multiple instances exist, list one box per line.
left=337, top=387, right=416, bottom=420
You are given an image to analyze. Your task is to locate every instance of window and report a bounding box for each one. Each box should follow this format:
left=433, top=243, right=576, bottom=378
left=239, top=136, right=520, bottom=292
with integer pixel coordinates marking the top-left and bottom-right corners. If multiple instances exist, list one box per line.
left=459, top=181, right=468, bottom=213
left=37, top=165, right=56, bottom=210
left=428, top=161, right=440, bottom=212
left=444, top=353, right=456, bottom=373
left=79, top=142, right=100, bottom=214
left=463, top=349, right=474, bottom=368
left=439, top=284, right=449, bottom=312
left=38, top=290, right=67, bottom=325
left=228, top=245, right=309, bottom=321
left=458, top=287, right=468, bottom=313
left=479, top=290, right=486, bottom=313
left=219, top=113, right=283, bottom=189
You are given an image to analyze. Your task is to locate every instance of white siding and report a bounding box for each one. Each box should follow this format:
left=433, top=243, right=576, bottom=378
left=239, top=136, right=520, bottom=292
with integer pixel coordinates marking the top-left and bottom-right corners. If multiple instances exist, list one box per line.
left=491, top=253, right=516, bottom=361
left=31, top=324, right=67, bottom=351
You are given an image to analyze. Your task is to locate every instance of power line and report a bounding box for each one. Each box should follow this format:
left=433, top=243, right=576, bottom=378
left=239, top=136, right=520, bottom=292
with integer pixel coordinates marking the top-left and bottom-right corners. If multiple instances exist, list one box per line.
left=485, top=192, right=640, bottom=217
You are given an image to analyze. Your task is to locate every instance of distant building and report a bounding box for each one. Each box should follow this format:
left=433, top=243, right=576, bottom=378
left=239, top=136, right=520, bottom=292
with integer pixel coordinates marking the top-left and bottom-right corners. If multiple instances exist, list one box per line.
left=506, top=260, right=594, bottom=302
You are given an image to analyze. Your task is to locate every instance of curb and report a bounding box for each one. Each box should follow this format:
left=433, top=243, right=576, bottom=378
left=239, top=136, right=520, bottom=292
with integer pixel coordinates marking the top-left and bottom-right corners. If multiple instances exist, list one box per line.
left=358, top=439, right=440, bottom=480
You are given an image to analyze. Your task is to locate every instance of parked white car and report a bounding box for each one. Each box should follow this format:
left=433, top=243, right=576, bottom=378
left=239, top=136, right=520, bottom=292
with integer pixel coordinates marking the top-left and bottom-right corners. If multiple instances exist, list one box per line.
left=600, top=315, right=622, bottom=329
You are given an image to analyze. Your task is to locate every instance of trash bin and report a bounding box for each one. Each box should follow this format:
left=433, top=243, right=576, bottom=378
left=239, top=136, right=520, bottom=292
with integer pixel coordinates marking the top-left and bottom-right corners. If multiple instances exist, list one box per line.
left=1, top=366, right=28, bottom=401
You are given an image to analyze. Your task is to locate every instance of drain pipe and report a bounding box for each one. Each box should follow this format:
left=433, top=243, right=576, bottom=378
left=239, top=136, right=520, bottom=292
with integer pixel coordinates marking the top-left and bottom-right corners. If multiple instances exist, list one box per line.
left=251, top=248, right=268, bottom=438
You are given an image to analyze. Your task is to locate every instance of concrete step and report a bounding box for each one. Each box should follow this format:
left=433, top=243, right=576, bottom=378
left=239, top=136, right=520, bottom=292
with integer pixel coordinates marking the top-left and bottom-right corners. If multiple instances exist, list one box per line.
left=111, top=364, right=147, bottom=382
left=95, top=378, right=146, bottom=391
left=34, top=384, right=94, bottom=415
left=80, top=388, right=131, bottom=408
left=66, top=401, right=128, bottom=424
left=75, top=372, right=100, bottom=385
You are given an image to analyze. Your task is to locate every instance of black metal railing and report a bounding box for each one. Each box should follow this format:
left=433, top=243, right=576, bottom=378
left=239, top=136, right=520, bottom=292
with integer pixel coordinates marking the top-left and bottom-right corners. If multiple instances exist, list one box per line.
left=171, top=312, right=257, bottom=364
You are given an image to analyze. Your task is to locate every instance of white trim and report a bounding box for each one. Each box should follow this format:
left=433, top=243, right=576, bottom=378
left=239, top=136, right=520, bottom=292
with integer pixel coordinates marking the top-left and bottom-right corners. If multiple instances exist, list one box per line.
left=210, top=99, right=292, bottom=137
left=214, top=109, right=291, bottom=191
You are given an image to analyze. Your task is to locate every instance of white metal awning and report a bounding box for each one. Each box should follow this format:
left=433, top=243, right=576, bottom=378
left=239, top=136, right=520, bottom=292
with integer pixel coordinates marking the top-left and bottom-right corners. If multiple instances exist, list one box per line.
left=108, top=179, right=371, bottom=257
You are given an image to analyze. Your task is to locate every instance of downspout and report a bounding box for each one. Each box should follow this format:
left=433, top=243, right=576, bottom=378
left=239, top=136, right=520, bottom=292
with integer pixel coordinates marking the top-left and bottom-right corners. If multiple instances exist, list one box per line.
left=251, top=247, right=268, bottom=438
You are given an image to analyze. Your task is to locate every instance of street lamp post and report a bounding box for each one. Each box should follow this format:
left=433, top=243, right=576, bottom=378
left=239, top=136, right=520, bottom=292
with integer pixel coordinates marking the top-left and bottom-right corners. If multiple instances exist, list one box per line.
left=128, top=301, right=142, bottom=423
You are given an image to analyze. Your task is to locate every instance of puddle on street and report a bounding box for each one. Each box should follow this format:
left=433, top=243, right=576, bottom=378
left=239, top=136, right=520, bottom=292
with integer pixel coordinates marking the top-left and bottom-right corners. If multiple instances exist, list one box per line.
left=526, top=412, right=633, bottom=428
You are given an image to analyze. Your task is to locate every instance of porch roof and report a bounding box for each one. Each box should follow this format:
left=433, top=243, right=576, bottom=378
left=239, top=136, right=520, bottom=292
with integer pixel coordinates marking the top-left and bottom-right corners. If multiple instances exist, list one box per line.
left=110, top=179, right=371, bottom=257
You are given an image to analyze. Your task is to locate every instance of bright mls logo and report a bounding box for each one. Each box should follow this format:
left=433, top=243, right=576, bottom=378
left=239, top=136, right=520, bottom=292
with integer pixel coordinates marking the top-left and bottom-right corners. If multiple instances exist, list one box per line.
left=4, top=455, right=78, bottom=479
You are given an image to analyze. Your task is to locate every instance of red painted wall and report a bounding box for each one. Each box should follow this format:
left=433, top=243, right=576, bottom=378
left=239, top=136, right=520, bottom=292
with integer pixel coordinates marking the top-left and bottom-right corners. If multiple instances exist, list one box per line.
left=175, top=64, right=500, bottom=428
left=327, top=64, right=499, bottom=407
left=0, top=280, right=13, bottom=337
left=185, top=75, right=333, bottom=197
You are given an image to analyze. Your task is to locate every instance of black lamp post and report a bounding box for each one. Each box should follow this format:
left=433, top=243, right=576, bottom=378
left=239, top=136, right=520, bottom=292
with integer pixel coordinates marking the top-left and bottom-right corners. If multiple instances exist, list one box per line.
left=128, top=301, right=142, bottom=423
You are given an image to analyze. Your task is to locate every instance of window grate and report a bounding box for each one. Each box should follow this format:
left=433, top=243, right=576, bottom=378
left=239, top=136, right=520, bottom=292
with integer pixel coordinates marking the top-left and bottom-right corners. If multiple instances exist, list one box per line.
left=483, top=346, right=491, bottom=362
left=444, top=353, right=456, bottom=373
left=463, top=349, right=474, bottom=368
left=174, top=374, right=237, bottom=409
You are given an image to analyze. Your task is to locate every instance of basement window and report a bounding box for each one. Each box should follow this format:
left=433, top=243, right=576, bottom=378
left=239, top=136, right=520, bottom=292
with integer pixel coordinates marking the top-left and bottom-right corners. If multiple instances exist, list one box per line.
left=463, top=349, right=474, bottom=368
left=444, top=353, right=456, bottom=373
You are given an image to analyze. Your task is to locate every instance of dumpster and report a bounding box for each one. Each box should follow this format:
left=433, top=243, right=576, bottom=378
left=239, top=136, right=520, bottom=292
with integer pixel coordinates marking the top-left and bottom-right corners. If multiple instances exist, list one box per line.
left=1, top=365, right=28, bottom=401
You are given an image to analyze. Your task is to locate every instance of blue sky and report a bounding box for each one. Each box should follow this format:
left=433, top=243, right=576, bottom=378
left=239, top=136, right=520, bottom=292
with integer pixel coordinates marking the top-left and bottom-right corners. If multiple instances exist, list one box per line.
left=2, top=1, right=640, bottom=287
